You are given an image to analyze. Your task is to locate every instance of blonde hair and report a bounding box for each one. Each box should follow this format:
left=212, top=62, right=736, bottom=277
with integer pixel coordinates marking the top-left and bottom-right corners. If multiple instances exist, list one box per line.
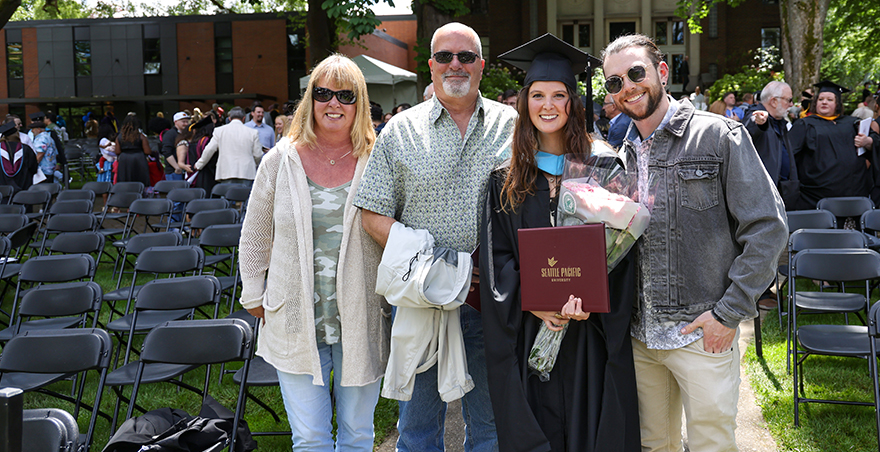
left=276, top=115, right=291, bottom=137
left=708, top=100, right=726, bottom=116
left=289, top=54, right=375, bottom=158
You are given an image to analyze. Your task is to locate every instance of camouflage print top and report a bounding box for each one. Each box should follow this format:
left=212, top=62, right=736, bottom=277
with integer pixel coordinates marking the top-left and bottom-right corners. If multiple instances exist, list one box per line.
left=309, top=177, right=351, bottom=345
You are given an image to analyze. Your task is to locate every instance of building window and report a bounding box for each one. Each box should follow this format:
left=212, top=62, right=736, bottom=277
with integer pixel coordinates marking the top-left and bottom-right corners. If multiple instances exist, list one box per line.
left=143, top=38, right=161, bottom=74
left=578, top=24, right=591, bottom=48
left=215, top=36, right=234, bottom=93
left=7, top=42, right=23, bottom=79
left=671, top=54, right=685, bottom=83
left=708, top=6, right=718, bottom=38
left=655, top=22, right=668, bottom=45
left=560, top=22, right=591, bottom=49
left=609, top=22, right=636, bottom=42
left=74, top=41, right=91, bottom=77
left=671, top=21, right=685, bottom=45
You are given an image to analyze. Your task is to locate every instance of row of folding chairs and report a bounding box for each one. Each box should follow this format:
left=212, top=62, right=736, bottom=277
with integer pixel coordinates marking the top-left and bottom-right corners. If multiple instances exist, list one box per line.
left=0, top=319, right=254, bottom=452
left=769, top=197, right=880, bottom=450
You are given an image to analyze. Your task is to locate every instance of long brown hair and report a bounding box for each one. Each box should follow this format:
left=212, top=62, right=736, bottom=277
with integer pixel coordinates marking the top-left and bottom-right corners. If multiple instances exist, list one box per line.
left=500, top=83, right=591, bottom=211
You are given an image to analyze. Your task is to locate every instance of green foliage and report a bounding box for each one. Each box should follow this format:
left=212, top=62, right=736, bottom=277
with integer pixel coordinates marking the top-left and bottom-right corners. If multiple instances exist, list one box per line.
left=11, top=0, right=93, bottom=20
left=821, top=0, right=880, bottom=102
left=479, top=63, right=523, bottom=101
left=422, top=0, right=469, bottom=16
left=707, top=47, right=784, bottom=103
left=413, top=37, right=432, bottom=79
left=590, top=67, right=608, bottom=106
left=323, top=0, right=389, bottom=42
left=674, top=0, right=744, bottom=34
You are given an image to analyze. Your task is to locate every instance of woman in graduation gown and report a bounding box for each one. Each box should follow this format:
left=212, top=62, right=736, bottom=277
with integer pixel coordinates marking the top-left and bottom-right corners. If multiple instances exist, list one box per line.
left=0, top=121, right=38, bottom=193
left=790, top=80, right=879, bottom=209
left=479, top=34, right=640, bottom=452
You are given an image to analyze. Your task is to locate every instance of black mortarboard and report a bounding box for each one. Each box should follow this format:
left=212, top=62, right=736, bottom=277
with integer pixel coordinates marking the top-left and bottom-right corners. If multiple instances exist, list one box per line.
left=813, top=80, right=850, bottom=97
left=498, top=34, right=601, bottom=90
left=27, top=122, right=44, bottom=130
left=0, top=122, right=17, bottom=137
left=28, top=111, right=46, bottom=122
left=801, top=90, right=813, bottom=99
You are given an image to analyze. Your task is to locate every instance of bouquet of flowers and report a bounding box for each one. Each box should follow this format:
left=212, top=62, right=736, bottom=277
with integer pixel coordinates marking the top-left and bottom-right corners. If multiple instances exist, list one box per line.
left=528, top=157, right=656, bottom=381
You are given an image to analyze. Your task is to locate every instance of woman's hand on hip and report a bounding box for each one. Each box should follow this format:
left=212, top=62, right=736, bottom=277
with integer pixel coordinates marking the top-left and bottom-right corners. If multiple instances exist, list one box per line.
left=246, top=306, right=266, bottom=325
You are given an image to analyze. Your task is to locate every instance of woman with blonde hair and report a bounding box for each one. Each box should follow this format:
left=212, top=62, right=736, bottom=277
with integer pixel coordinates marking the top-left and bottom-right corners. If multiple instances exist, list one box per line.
left=274, top=114, right=290, bottom=142
left=238, top=54, right=390, bottom=451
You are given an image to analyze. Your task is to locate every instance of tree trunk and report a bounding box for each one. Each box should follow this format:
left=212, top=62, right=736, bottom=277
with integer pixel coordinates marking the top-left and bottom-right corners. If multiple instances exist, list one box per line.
left=780, top=0, right=830, bottom=97
left=413, top=0, right=456, bottom=94
left=307, top=0, right=336, bottom=70
left=0, top=0, right=22, bottom=30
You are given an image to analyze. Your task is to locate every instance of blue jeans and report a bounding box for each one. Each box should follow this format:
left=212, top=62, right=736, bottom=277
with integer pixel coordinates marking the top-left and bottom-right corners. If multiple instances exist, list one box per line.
left=165, top=173, right=184, bottom=222
left=396, top=305, right=498, bottom=452
left=276, top=341, right=381, bottom=451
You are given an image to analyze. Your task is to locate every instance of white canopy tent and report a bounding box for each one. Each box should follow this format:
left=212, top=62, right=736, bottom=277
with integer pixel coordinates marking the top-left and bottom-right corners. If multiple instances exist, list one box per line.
left=299, top=54, right=418, bottom=115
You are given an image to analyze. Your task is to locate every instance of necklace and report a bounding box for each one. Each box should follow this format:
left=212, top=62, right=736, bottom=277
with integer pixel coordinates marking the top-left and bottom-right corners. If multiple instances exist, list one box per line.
left=315, top=145, right=353, bottom=165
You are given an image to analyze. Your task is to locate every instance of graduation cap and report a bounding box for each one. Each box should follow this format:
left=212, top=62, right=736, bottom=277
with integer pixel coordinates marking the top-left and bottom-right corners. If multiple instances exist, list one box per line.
left=0, top=121, right=18, bottom=138
left=27, top=122, right=44, bottom=130
left=801, top=91, right=813, bottom=99
left=498, top=34, right=601, bottom=91
left=813, top=80, right=850, bottom=97
left=28, top=111, right=46, bottom=123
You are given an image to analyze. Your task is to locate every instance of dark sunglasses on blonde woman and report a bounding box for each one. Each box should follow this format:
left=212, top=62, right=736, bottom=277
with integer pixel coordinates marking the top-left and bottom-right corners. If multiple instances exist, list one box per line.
left=313, top=87, right=357, bottom=105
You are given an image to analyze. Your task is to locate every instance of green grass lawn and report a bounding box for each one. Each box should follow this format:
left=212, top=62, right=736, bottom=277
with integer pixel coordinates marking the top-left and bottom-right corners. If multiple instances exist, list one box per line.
left=2, top=194, right=399, bottom=450
left=744, top=281, right=880, bottom=452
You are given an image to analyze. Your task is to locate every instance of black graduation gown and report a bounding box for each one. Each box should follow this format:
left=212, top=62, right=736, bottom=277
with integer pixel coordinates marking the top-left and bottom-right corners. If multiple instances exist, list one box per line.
left=789, top=114, right=873, bottom=209
left=0, top=143, right=38, bottom=193
left=479, top=168, right=640, bottom=452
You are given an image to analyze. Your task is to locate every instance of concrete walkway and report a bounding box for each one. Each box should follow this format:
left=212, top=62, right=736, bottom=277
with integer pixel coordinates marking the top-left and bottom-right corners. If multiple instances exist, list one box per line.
left=376, top=315, right=776, bottom=451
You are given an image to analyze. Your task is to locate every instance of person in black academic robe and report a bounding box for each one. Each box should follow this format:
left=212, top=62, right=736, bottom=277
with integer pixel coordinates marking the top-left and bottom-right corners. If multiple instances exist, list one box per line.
left=479, top=34, right=640, bottom=452
left=790, top=80, right=879, bottom=209
left=0, top=121, right=38, bottom=193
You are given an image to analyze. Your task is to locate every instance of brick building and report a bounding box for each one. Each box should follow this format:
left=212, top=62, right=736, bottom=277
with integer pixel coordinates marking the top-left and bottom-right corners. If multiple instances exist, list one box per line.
left=0, top=13, right=307, bottom=136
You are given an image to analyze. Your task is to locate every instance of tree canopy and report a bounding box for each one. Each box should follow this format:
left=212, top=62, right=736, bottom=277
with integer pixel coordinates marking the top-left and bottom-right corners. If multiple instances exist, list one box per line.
left=820, top=0, right=880, bottom=95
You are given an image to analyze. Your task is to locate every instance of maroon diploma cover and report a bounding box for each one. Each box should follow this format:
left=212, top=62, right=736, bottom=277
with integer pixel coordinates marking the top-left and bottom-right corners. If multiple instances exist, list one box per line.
left=517, top=223, right=609, bottom=313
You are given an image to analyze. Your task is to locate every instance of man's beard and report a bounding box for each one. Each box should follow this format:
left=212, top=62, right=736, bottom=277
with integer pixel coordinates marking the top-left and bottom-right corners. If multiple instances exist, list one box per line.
left=442, top=70, right=471, bottom=98
left=616, top=77, right=664, bottom=121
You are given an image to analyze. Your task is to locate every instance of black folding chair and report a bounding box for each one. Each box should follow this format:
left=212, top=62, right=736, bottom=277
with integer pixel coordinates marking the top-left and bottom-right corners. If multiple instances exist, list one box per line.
left=22, top=408, right=81, bottom=452
left=12, top=189, right=51, bottom=224
left=0, top=185, right=14, bottom=203
left=0, top=328, right=113, bottom=451
left=0, top=280, right=102, bottom=343
left=109, top=317, right=251, bottom=448
left=817, top=196, right=879, bottom=248
left=102, top=232, right=185, bottom=322
left=56, top=189, right=96, bottom=204
left=33, top=213, right=98, bottom=256
left=792, top=248, right=880, bottom=429
left=149, top=187, right=206, bottom=231
left=785, top=229, right=867, bottom=371
left=186, top=208, right=238, bottom=246
left=223, top=186, right=251, bottom=221
left=47, top=231, right=106, bottom=265
left=199, top=224, right=243, bottom=310
left=0, top=213, right=28, bottom=234
left=0, top=204, right=25, bottom=215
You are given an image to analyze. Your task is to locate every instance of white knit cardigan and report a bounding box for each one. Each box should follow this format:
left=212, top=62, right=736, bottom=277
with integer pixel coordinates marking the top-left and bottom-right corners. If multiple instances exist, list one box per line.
left=238, top=138, right=390, bottom=386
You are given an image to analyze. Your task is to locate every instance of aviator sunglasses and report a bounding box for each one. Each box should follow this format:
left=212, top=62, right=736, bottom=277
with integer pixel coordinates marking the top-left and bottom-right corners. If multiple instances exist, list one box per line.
left=313, top=87, right=357, bottom=105
left=432, top=51, right=479, bottom=65
left=604, top=65, right=649, bottom=94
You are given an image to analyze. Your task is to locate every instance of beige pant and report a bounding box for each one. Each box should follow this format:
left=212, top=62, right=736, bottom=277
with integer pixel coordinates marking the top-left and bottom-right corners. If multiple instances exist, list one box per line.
left=632, top=331, right=741, bottom=452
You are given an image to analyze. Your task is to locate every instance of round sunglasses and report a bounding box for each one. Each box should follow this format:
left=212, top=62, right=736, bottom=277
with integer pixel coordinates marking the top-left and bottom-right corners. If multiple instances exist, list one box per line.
left=432, top=51, right=479, bottom=65
left=313, top=87, right=357, bottom=105
left=604, top=65, right=648, bottom=94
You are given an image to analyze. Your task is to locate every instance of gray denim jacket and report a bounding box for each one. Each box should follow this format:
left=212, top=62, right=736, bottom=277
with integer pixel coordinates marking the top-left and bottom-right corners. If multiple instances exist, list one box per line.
left=620, top=99, right=788, bottom=329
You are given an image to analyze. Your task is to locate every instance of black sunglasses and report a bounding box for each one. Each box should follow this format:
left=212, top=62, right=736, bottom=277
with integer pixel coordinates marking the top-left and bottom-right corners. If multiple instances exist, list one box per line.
left=432, top=51, right=479, bottom=65
left=604, top=65, right=649, bottom=94
left=313, top=87, right=357, bottom=105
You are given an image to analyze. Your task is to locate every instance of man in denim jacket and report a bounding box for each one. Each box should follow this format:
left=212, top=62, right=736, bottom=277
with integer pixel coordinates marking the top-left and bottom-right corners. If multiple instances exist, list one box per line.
left=602, top=34, right=787, bottom=452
